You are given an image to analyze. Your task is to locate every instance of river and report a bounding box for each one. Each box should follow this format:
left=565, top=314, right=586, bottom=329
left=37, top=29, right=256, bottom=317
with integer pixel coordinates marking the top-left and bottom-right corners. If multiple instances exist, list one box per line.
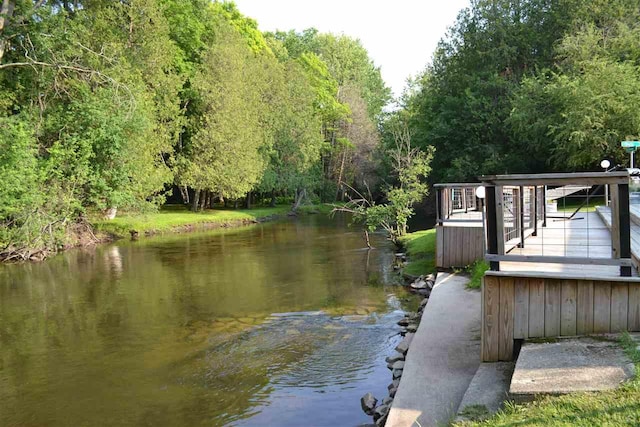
left=0, top=214, right=417, bottom=426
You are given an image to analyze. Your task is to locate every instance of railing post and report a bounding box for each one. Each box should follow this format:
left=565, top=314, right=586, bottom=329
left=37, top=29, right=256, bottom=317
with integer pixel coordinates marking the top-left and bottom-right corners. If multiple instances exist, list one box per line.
left=618, top=183, right=632, bottom=277
left=519, top=186, right=525, bottom=248
left=532, top=186, right=538, bottom=236
left=436, top=188, right=442, bottom=225
left=543, top=186, right=547, bottom=227
left=486, top=185, right=500, bottom=271
left=463, top=187, right=468, bottom=213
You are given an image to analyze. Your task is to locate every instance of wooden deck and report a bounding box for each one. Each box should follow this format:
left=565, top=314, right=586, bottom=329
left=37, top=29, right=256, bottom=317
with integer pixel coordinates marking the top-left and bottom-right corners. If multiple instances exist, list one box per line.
left=483, top=209, right=640, bottom=362
left=500, top=211, right=633, bottom=278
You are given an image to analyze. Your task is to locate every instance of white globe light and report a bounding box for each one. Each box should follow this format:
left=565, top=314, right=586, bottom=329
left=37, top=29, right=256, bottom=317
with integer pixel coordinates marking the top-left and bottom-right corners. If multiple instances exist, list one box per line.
left=600, top=159, right=611, bottom=169
left=475, top=186, right=486, bottom=199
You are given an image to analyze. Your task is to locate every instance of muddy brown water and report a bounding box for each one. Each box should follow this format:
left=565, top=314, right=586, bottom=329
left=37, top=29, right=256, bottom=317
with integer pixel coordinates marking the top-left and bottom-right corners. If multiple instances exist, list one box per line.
left=0, top=214, right=417, bottom=426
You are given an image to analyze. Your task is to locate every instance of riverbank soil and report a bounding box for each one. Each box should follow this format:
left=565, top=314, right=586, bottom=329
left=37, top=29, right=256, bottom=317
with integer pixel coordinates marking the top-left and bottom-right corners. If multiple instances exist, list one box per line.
left=386, top=273, right=481, bottom=427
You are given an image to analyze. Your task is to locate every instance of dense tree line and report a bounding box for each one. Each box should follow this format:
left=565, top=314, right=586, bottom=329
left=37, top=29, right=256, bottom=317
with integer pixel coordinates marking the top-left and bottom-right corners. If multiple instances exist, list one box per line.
left=0, top=0, right=390, bottom=259
left=401, top=0, right=640, bottom=183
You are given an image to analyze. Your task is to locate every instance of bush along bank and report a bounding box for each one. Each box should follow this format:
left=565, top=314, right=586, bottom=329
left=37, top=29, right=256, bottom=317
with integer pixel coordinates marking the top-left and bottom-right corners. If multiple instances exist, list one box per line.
left=360, top=270, right=436, bottom=426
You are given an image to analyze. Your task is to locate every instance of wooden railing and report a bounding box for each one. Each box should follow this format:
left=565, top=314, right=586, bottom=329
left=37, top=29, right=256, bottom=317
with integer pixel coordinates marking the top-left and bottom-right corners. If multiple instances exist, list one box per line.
left=434, top=183, right=483, bottom=225
left=480, top=172, right=632, bottom=277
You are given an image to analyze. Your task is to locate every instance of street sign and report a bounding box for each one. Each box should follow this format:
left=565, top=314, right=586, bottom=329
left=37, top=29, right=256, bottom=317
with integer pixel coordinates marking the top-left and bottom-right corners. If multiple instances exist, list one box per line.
left=622, top=141, right=640, bottom=152
left=622, top=141, right=640, bottom=167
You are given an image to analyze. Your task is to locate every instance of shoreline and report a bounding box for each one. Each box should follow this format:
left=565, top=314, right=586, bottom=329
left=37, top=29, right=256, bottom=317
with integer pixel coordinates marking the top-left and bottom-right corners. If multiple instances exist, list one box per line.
left=8, top=205, right=332, bottom=263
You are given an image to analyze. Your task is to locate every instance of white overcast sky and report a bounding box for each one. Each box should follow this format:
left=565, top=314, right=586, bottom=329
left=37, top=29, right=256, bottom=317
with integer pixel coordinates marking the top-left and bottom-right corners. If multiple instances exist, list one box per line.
left=233, top=0, right=471, bottom=99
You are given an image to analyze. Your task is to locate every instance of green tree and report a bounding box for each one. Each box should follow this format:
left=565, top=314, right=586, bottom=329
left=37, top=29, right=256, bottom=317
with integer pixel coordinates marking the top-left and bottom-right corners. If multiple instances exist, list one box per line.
left=180, top=22, right=268, bottom=208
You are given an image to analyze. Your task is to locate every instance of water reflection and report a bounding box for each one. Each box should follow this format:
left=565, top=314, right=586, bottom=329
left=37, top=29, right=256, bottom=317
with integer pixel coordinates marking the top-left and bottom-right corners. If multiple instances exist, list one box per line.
left=0, top=215, right=413, bottom=426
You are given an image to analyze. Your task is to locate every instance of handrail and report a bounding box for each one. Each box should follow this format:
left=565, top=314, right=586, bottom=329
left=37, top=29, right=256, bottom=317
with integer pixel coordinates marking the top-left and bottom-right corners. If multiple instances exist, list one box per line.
left=480, top=171, right=628, bottom=186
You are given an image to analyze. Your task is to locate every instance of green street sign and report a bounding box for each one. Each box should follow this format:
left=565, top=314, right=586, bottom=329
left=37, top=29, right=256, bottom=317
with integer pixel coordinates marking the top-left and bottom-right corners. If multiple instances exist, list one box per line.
left=622, top=141, right=640, bottom=153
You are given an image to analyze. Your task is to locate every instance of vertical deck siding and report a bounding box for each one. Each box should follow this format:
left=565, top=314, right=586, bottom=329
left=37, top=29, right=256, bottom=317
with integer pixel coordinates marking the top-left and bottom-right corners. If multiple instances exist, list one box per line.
left=436, top=225, right=484, bottom=268
left=481, top=273, right=640, bottom=361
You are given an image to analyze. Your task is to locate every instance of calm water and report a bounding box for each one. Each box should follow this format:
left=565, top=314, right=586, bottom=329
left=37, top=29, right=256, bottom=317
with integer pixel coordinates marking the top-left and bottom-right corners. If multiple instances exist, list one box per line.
left=0, top=215, right=416, bottom=426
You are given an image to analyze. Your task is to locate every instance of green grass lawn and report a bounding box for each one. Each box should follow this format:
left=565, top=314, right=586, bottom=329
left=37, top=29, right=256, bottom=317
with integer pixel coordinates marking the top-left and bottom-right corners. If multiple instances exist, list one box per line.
left=398, top=229, right=437, bottom=276
left=455, top=333, right=640, bottom=426
left=555, top=196, right=606, bottom=213
left=93, top=204, right=292, bottom=238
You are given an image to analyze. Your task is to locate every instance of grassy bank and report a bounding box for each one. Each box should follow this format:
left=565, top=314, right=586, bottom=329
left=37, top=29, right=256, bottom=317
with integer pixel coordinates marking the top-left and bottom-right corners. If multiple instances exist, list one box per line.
left=456, top=333, right=640, bottom=426
left=397, top=229, right=437, bottom=276
left=93, top=204, right=295, bottom=238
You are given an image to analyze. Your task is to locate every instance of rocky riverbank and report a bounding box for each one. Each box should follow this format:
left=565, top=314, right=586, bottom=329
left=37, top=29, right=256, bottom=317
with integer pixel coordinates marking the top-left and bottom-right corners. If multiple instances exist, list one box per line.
left=360, top=266, right=436, bottom=426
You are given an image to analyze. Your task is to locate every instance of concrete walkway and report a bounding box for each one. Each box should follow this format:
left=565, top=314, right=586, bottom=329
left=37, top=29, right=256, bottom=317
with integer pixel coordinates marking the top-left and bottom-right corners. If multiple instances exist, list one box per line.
left=387, top=273, right=481, bottom=427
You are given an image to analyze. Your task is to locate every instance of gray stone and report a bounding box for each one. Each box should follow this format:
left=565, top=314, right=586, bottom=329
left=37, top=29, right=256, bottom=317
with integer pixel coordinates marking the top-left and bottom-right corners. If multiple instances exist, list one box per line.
left=426, top=273, right=436, bottom=282
left=388, top=386, right=397, bottom=398
left=420, top=298, right=429, bottom=307
left=510, top=337, right=636, bottom=400
left=373, top=404, right=390, bottom=421
left=417, top=288, right=431, bottom=297
left=407, top=324, right=418, bottom=333
left=392, top=369, right=403, bottom=379
left=360, top=392, right=377, bottom=416
left=410, top=279, right=428, bottom=290
left=392, top=361, right=405, bottom=370
left=385, top=352, right=405, bottom=365
left=426, top=280, right=435, bottom=290
left=375, top=415, right=387, bottom=427
left=387, top=379, right=400, bottom=392
left=395, top=333, right=414, bottom=355
left=382, top=397, right=393, bottom=406
left=397, top=318, right=410, bottom=327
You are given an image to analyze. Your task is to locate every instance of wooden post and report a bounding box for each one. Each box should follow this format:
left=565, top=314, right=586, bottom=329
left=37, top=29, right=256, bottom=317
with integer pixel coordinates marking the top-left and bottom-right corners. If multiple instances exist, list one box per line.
left=533, top=186, right=538, bottom=236
left=618, top=183, right=632, bottom=277
left=611, top=184, right=620, bottom=260
left=486, top=186, right=500, bottom=271
left=436, top=188, right=442, bottom=225
left=463, top=187, right=468, bottom=213
left=519, top=186, right=525, bottom=248
left=543, top=185, right=547, bottom=227
left=496, top=186, right=505, bottom=256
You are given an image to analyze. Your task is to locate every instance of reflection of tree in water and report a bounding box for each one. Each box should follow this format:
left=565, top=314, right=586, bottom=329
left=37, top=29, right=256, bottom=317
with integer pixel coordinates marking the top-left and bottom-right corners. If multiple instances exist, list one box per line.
left=0, top=216, right=413, bottom=427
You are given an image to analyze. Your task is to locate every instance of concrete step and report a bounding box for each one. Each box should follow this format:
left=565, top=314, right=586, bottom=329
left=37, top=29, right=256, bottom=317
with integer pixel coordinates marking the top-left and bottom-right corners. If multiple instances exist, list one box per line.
left=454, top=362, right=515, bottom=423
left=509, top=336, right=635, bottom=402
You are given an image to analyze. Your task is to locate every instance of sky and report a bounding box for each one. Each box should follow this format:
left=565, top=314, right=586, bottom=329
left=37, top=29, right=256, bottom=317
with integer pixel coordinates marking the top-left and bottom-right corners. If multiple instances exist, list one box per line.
left=233, top=0, right=471, bottom=99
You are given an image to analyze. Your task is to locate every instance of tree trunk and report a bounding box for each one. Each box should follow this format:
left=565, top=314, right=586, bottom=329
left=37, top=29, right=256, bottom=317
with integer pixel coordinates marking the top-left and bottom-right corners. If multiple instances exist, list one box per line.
left=199, top=190, right=207, bottom=211
left=335, top=150, right=347, bottom=201
left=270, top=190, right=277, bottom=207
left=363, top=229, right=371, bottom=248
left=191, top=189, right=200, bottom=212
left=103, top=207, right=118, bottom=220
left=292, top=188, right=307, bottom=211
left=234, top=200, right=238, bottom=209
left=245, top=191, right=252, bottom=209
left=0, top=0, right=15, bottom=64
left=179, top=185, right=189, bottom=204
